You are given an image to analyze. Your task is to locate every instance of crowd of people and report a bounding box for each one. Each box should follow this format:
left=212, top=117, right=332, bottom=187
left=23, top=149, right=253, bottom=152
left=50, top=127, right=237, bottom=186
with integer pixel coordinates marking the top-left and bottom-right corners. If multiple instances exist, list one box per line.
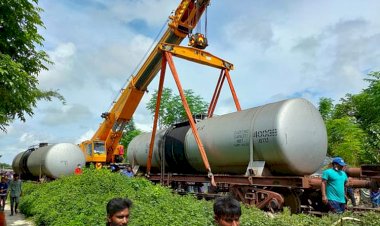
left=0, top=172, right=22, bottom=216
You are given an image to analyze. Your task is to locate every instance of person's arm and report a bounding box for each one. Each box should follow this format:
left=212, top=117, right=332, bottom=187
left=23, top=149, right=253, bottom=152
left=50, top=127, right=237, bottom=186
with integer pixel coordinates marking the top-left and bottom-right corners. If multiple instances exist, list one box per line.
left=345, top=176, right=349, bottom=187
left=321, top=180, right=328, bottom=204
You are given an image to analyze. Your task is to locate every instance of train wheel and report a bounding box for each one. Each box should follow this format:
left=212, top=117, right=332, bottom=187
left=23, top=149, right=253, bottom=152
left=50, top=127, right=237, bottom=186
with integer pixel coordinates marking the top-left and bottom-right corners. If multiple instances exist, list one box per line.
left=301, top=190, right=327, bottom=212
left=277, top=188, right=301, bottom=213
left=230, top=186, right=284, bottom=212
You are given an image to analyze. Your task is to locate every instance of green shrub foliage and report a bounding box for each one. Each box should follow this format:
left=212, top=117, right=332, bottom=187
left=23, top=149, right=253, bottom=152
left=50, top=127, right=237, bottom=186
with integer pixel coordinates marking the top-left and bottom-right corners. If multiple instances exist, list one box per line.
left=20, top=169, right=214, bottom=225
left=20, top=169, right=380, bottom=225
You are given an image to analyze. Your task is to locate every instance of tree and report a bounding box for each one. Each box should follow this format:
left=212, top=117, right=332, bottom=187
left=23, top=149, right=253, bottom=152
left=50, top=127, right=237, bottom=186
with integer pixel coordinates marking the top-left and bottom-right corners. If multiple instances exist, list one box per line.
left=0, top=0, right=64, bottom=132
left=119, top=118, right=141, bottom=161
left=318, top=97, right=334, bottom=121
left=146, top=88, right=209, bottom=128
left=318, top=98, right=366, bottom=166
left=326, top=117, right=366, bottom=166
left=352, top=72, right=380, bottom=162
left=0, top=162, right=11, bottom=169
left=318, top=71, right=380, bottom=165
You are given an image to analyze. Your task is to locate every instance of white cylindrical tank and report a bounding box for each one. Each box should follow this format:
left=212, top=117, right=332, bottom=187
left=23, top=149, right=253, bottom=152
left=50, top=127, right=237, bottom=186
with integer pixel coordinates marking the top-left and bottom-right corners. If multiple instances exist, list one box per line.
left=12, top=152, right=24, bottom=175
left=12, top=143, right=86, bottom=179
left=128, top=98, right=327, bottom=176
left=128, top=129, right=166, bottom=169
left=185, top=98, right=327, bottom=175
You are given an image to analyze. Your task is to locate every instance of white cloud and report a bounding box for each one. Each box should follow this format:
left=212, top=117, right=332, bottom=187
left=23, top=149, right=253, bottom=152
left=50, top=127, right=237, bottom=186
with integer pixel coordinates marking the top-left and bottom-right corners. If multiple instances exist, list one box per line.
left=40, top=104, right=92, bottom=126
left=39, top=42, right=77, bottom=89
left=19, top=133, right=41, bottom=144
left=224, top=16, right=275, bottom=50
left=106, top=0, right=177, bottom=27
left=85, top=34, right=154, bottom=85
left=290, top=18, right=379, bottom=100
left=75, top=129, right=95, bottom=144
left=2, top=0, right=380, bottom=165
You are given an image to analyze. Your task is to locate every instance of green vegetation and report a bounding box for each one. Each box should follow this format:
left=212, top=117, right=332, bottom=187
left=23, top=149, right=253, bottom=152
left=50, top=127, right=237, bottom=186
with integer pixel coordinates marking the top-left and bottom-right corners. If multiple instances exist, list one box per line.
left=20, top=169, right=213, bottom=226
left=0, top=162, right=11, bottom=169
left=146, top=88, right=209, bottom=128
left=121, top=88, right=208, bottom=160
left=0, top=0, right=64, bottom=132
left=20, top=169, right=380, bottom=226
left=318, top=71, right=380, bottom=166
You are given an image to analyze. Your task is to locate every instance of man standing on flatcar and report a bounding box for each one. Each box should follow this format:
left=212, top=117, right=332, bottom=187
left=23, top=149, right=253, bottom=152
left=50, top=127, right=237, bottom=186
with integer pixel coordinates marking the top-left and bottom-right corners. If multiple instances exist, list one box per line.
left=321, top=157, right=348, bottom=214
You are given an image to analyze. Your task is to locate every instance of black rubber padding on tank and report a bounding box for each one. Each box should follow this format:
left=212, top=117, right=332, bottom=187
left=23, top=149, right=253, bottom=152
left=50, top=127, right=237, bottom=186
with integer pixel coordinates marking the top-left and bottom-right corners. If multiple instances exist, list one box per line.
left=19, top=148, right=35, bottom=179
left=164, top=125, right=195, bottom=173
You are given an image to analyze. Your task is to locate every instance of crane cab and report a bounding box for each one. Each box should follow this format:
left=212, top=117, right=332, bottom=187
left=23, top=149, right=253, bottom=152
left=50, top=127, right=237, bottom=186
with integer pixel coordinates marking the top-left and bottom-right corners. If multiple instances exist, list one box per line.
left=79, top=140, right=106, bottom=164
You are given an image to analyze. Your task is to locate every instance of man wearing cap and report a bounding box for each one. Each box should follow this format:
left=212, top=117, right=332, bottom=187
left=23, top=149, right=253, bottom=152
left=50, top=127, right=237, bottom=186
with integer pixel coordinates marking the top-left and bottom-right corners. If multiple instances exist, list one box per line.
left=321, top=157, right=348, bottom=213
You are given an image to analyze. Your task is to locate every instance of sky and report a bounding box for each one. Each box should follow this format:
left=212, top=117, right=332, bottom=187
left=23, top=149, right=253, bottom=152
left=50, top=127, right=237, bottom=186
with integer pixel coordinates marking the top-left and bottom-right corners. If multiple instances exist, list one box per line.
left=1, top=0, right=380, bottom=165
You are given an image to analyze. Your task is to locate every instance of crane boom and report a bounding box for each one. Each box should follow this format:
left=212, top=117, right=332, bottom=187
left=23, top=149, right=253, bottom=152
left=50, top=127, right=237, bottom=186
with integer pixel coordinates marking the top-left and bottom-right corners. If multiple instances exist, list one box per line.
left=80, top=0, right=210, bottom=165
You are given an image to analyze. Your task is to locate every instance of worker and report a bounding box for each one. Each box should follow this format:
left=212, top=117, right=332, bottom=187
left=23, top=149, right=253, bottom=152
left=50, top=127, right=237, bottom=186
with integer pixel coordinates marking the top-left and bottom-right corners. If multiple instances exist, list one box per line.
left=106, top=197, right=132, bottom=226
left=343, top=165, right=356, bottom=207
left=9, top=173, right=22, bottom=216
left=0, top=176, right=9, bottom=211
left=346, top=186, right=357, bottom=206
left=121, top=166, right=134, bottom=178
left=96, top=162, right=103, bottom=170
left=370, top=181, right=380, bottom=208
left=321, top=157, right=348, bottom=213
left=74, top=164, right=83, bottom=175
left=213, top=196, right=241, bottom=226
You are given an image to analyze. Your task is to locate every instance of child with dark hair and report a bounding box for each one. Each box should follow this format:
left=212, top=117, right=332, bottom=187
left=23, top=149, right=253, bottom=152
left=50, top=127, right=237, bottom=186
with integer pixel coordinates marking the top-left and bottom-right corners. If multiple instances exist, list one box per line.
left=213, top=196, right=241, bottom=226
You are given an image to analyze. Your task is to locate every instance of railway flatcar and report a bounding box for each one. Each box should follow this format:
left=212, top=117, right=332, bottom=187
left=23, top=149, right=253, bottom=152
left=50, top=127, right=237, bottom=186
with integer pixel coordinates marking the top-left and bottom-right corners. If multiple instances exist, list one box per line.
left=128, top=98, right=378, bottom=212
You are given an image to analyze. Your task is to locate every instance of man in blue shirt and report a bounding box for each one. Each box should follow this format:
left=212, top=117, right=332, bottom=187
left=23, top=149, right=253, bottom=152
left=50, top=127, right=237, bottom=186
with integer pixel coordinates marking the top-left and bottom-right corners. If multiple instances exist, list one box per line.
left=0, top=176, right=8, bottom=211
left=121, top=166, right=134, bottom=178
left=321, top=157, right=348, bottom=213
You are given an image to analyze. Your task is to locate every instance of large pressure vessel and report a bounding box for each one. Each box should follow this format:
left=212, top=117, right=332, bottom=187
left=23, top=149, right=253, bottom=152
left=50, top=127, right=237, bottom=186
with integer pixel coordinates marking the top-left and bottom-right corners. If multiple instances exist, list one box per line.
left=12, top=143, right=86, bottom=179
left=128, top=98, right=327, bottom=176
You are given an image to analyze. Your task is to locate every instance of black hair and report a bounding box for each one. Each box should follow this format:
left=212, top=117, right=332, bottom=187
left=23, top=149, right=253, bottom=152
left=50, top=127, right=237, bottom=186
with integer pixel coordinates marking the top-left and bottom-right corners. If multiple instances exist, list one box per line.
left=13, top=173, right=19, bottom=177
left=106, top=197, right=132, bottom=217
left=213, top=196, right=241, bottom=219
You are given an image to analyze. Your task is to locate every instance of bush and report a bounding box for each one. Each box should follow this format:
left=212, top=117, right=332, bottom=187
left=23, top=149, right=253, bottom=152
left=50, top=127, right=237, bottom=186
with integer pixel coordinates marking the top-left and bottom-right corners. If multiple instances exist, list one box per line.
left=20, top=169, right=380, bottom=225
left=20, top=169, right=214, bottom=225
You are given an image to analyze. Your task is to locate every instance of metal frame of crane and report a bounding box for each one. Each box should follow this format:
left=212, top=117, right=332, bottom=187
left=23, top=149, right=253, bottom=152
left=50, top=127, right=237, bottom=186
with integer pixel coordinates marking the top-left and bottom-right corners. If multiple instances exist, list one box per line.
left=80, top=0, right=211, bottom=167
left=145, top=43, right=241, bottom=186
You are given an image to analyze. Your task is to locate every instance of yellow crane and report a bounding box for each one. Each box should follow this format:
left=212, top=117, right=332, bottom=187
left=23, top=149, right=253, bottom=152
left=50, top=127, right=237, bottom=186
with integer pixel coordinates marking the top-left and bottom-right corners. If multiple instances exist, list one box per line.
left=79, top=0, right=210, bottom=166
